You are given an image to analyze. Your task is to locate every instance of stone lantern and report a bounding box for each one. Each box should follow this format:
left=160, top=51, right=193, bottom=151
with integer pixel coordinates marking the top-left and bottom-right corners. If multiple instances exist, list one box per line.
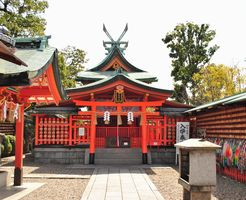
left=175, top=138, right=221, bottom=200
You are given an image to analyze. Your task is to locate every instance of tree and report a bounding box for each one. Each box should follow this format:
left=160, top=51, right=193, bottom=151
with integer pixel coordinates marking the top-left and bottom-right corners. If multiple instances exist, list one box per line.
left=58, top=46, right=87, bottom=88
left=192, top=64, right=246, bottom=104
left=162, top=22, right=219, bottom=104
left=0, top=0, right=48, bottom=37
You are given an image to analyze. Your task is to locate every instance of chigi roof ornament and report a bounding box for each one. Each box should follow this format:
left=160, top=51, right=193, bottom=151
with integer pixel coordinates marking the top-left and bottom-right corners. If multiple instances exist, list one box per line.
left=103, top=23, right=128, bottom=55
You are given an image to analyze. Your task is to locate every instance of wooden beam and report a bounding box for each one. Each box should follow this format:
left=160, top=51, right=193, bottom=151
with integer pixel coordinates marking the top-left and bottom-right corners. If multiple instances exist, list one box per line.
left=69, top=80, right=170, bottom=99
left=19, top=87, right=51, bottom=97
left=74, top=100, right=164, bottom=107
left=78, top=111, right=160, bottom=116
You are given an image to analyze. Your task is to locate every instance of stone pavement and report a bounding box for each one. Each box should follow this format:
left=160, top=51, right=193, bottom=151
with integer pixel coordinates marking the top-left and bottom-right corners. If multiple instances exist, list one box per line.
left=0, top=183, right=44, bottom=200
left=81, top=167, right=164, bottom=200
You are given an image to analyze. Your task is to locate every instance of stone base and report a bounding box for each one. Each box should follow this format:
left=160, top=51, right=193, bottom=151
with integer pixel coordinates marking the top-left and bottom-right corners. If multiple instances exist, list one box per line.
left=89, top=153, right=95, bottom=164
left=0, top=170, right=10, bottom=188
left=150, top=148, right=176, bottom=164
left=34, top=147, right=87, bottom=164
left=14, top=167, right=23, bottom=186
left=142, top=153, right=148, bottom=164
left=179, top=178, right=213, bottom=200
left=183, top=188, right=211, bottom=200
left=34, top=147, right=176, bottom=165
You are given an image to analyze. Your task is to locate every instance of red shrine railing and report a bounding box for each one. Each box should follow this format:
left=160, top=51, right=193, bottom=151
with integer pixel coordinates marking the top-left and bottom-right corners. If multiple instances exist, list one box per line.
left=147, top=116, right=187, bottom=146
left=35, top=116, right=90, bottom=145
left=35, top=115, right=188, bottom=147
left=36, top=117, right=70, bottom=145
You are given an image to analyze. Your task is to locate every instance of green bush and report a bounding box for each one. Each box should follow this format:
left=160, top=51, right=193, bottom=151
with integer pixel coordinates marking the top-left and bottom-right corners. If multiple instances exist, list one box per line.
left=8, top=135, right=15, bottom=155
left=1, top=143, right=4, bottom=157
left=2, top=135, right=8, bottom=157
left=7, top=142, right=12, bottom=155
left=1, top=135, right=15, bottom=157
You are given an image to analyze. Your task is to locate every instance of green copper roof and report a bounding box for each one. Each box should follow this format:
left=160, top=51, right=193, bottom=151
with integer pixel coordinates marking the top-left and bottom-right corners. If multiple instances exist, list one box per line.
left=185, top=92, right=246, bottom=113
left=224, top=93, right=246, bottom=105
left=76, top=71, right=158, bottom=82
left=67, top=70, right=173, bottom=95
left=0, top=46, right=56, bottom=78
left=0, top=35, right=67, bottom=100
left=88, top=47, right=145, bottom=72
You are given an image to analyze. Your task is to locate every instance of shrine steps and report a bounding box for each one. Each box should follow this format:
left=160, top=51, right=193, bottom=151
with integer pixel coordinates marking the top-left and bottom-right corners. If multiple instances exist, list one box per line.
left=95, top=148, right=142, bottom=165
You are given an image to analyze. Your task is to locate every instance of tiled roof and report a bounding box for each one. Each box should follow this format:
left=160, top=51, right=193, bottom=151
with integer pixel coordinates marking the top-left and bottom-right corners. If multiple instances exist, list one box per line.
left=185, top=92, right=246, bottom=113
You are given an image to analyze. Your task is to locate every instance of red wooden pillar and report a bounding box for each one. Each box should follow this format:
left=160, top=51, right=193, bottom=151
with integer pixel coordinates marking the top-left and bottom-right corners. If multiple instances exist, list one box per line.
left=35, top=115, right=39, bottom=145
left=14, top=104, right=24, bottom=186
left=89, top=105, right=96, bottom=164
left=163, top=115, right=167, bottom=145
left=69, top=115, right=73, bottom=146
left=141, top=106, right=148, bottom=164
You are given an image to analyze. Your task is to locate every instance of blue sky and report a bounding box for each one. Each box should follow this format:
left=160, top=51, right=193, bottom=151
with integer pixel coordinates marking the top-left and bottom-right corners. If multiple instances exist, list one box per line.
left=44, top=0, right=246, bottom=89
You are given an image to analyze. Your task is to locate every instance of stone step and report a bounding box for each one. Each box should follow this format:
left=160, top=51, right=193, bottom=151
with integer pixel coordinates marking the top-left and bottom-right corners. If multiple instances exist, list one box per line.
left=95, top=148, right=142, bottom=165
left=95, top=148, right=141, bottom=154
left=95, top=158, right=142, bottom=165
left=95, top=153, right=141, bottom=159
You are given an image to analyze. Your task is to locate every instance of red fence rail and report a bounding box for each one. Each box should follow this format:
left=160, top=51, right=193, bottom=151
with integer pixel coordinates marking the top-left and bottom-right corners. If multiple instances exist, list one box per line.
left=36, top=117, right=70, bottom=145
left=36, top=116, right=91, bottom=145
left=147, top=116, right=187, bottom=146
left=35, top=115, right=189, bottom=147
left=217, top=166, right=246, bottom=183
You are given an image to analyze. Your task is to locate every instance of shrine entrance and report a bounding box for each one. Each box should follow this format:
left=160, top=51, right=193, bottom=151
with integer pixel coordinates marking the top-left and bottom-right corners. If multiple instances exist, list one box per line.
left=95, top=115, right=141, bottom=148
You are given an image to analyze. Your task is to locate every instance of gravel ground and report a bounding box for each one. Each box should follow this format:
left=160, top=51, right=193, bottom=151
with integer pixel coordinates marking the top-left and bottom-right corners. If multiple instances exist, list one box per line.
left=20, top=178, right=89, bottom=200
left=1, top=155, right=93, bottom=200
left=145, top=166, right=246, bottom=200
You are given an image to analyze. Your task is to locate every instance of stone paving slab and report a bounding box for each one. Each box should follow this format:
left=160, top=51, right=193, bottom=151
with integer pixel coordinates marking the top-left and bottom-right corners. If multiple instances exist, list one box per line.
left=81, top=167, right=164, bottom=200
left=10, top=174, right=90, bottom=179
left=0, top=183, right=44, bottom=200
left=67, top=164, right=173, bottom=169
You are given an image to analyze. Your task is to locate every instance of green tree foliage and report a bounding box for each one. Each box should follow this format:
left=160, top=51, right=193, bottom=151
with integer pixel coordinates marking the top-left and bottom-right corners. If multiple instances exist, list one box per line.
left=58, top=46, right=87, bottom=88
left=0, top=0, right=48, bottom=37
left=163, top=22, right=219, bottom=104
left=192, top=64, right=246, bottom=104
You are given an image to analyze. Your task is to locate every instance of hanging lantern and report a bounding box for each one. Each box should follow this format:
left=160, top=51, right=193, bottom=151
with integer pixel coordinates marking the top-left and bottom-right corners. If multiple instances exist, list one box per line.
left=127, top=112, right=134, bottom=125
left=104, top=111, right=110, bottom=124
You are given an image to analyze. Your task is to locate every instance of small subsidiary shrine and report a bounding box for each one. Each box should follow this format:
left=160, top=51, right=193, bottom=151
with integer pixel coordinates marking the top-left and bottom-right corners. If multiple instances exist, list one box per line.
left=33, top=25, right=191, bottom=164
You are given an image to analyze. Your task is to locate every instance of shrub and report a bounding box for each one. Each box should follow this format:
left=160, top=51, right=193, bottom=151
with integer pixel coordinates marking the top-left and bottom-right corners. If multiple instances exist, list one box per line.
left=1, top=144, right=4, bottom=157
left=8, top=135, right=15, bottom=155
left=1, top=135, right=14, bottom=157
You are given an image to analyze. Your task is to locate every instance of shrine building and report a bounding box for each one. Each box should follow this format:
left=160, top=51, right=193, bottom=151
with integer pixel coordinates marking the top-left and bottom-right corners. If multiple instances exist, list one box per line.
left=0, top=34, right=67, bottom=185
left=33, top=25, right=191, bottom=164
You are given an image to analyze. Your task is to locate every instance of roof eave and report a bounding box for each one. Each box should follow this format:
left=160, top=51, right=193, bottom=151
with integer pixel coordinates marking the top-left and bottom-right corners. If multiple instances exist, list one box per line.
left=88, top=47, right=145, bottom=72
left=67, top=74, right=173, bottom=96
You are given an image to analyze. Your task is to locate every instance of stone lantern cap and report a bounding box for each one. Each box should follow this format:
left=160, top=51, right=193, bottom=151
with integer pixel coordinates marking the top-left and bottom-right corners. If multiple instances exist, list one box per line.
left=175, top=138, right=221, bottom=150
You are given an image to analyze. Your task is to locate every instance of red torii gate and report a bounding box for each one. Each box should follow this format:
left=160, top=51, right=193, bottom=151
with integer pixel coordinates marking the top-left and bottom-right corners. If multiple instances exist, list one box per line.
left=73, top=100, right=164, bottom=163
left=0, top=36, right=66, bottom=185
